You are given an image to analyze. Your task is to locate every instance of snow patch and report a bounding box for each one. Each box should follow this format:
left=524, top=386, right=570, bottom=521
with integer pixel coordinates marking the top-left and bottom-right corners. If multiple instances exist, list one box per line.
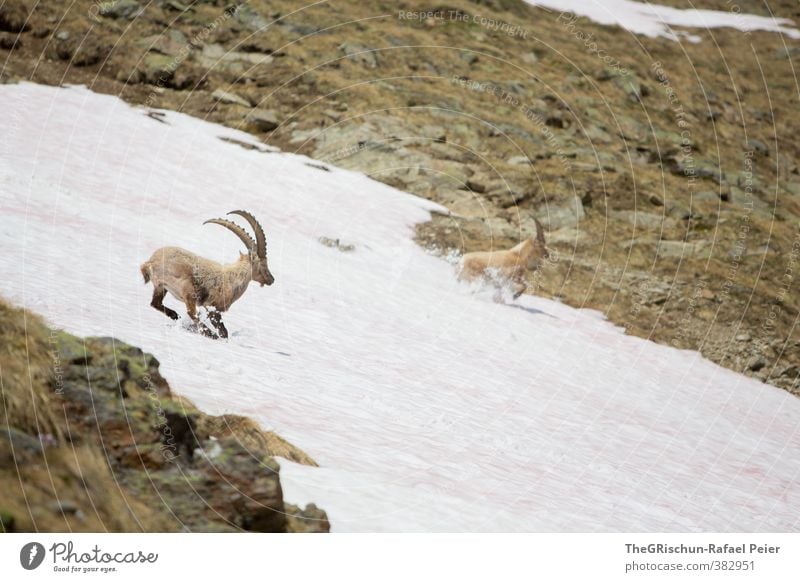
left=1, top=83, right=798, bottom=532
left=526, top=0, right=800, bottom=41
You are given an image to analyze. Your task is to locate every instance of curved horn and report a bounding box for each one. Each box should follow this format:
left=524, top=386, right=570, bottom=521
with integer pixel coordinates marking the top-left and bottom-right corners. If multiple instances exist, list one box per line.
left=203, top=218, right=257, bottom=254
left=228, top=210, right=266, bottom=258
left=533, top=217, right=546, bottom=244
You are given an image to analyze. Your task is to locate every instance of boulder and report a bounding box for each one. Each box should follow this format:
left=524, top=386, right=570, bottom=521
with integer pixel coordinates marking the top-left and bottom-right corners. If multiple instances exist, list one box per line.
left=541, top=196, right=585, bottom=229
left=0, top=32, right=20, bottom=50
left=614, top=71, right=643, bottom=102
left=135, top=30, right=188, bottom=57
left=744, top=138, right=769, bottom=157
left=610, top=210, right=675, bottom=230
left=97, top=0, right=142, bottom=20
left=783, top=182, right=800, bottom=197
left=286, top=503, right=330, bottom=533
left=235, top=4, right=269, bottom=31
left=245, top=109, right=280, bottom=132
left=212, top=88, right=252, bottom=107
left=508, top=155, right=532, bottom=165
left=51, top=35, right=110, bottom=67
left=746, top=355, right=767, bottom=372
left=197, top=43, right=273, bottom=76
left=340, top=42, right=378, bottom=68
left=142, top=53, right=176, bottom=85
left=0, top=0, right=29, bottom=33
left=774, top=46, right=800, bottom=60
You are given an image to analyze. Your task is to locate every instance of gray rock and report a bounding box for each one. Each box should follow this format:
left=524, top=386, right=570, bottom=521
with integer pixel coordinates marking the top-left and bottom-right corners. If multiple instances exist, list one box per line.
left=278, top=21, right=320, bottom=36
left=0, top=0, right=29, bottom=32
left=0, top=425, right=44, bottom=456
left=542, top=196, right=585, bottom=229
left=162, top=0, right=192, bottom=11
left=245, top=109, right=279, bottom=132
left=745, top=139, right=769, bottom=157
left=196, top=44, right=273, bottom=80
left=49, top=500, right=79, bottom=515
left=783, top=182, right=800, bottom=197
left=318, top=237, right=355, bottom=252
left=615, top=114, right=646, bottom=141
left=466, top=178, right=488, bottom=194
left=582, top=123, right=614, bottom=144
left=136, top=30, right=188, bottom=57
left=459, top=51, right=478, bottom=65
left=497, top=189, right=535, bottom=209
left=728, top=186, right=771, bottom=214
left=98, top=0, right=142, bottom=20
left=508, top=155, right=532, bottom=166
left=652, top=240, right=712, bottom=259
left=774, top=46, right=800, bottom=60
left=746, top=355, right=767, bottom=372
left=0, top=32, right=20, bottom=50
left=614, top=71, right=643, bottom=102
left=235, top=4, right=269, bottom=31
left=340, top=42, right=378, bottom=68
left=610, top=210, right=675, bottom=230
left=212, top=89, right=252, bottom=107
left=780, top=365, right=798, bottom=377
left=51, top=34, right=109, bottom=67
left=142, top=53, right=176, bottom=85
left=693, top=191, right=720, bottom=203
left=736, top=333, right=751, bottom=341
left=660, top=240, right=699, bottom=258
left=666, top=155, right=725, bottom=183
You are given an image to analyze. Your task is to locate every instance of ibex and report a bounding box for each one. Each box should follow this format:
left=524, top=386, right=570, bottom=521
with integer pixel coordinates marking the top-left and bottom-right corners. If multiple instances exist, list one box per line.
left=140, top=210, right=274, bottom=338
left=458, top=218, right=549, bottom=299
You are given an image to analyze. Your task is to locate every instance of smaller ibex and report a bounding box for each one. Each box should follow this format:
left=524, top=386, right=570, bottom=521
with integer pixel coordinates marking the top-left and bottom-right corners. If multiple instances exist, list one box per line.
left=140, top=210, right=274, bottom=338
left=458, top=218, right=549, bottom=299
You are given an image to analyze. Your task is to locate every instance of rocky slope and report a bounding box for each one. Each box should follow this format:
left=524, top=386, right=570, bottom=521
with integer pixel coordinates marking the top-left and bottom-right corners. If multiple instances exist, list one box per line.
left=0, top=299, right=328, bottom=532
left=0, top=0, right=798, bottom=395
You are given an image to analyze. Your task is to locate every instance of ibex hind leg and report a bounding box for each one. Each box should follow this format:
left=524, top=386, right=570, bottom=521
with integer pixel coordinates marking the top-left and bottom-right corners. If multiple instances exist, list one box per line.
left=151, top=286, right=179, bottom=320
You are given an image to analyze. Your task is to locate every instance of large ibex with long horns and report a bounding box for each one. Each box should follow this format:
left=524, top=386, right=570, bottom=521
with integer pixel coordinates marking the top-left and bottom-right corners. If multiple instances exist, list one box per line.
left=140, top=210, right=274, bottom=338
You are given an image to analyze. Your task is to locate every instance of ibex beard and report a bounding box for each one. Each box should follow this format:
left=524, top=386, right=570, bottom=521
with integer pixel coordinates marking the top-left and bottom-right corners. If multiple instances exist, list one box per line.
left=140, top=210, right=274, bottom=339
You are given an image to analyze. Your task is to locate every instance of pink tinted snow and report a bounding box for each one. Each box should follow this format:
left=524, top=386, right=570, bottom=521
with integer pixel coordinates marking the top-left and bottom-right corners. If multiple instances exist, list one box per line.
left=0, top=83, right=797, bottom=532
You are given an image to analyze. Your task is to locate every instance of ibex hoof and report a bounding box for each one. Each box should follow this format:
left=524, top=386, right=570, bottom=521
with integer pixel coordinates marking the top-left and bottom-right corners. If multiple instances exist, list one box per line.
left=190, top=323, right=219, bottom=339
left=206, top=310, right=228, bottom=339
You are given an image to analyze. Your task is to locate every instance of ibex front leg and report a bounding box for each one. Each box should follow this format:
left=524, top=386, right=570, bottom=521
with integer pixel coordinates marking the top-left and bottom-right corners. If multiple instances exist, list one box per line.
left=207, top=309, right=228, bottom=339
left=185, top=294, right=216, bottom=338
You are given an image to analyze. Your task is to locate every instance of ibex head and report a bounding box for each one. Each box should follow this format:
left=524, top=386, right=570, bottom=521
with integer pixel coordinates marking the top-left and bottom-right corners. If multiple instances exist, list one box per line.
left=204, top=210, right=275, bottom=286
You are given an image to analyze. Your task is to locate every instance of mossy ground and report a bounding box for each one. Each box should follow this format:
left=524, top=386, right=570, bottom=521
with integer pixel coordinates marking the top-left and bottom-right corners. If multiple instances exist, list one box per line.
left=0, top=298, right=326, bottom=532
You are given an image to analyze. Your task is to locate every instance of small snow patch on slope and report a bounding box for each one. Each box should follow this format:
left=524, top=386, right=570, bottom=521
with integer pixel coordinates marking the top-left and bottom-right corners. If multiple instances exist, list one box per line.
left=1, top=83, right=798, bottom=532
left=526, top=0, right=800, bottom=41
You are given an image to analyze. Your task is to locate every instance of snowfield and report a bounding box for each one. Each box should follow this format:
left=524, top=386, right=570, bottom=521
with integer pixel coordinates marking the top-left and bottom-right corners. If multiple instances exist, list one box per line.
left=1, top=83, right=798, bottom=532
left=525, top=0, right=800, bottom=41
